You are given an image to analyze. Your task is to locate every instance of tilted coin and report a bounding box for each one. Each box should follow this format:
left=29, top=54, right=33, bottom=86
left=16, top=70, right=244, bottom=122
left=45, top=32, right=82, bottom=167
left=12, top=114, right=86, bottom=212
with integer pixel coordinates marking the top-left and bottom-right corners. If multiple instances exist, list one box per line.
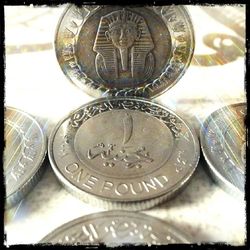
left=40, top=210, right=191, bottom=245
left=55, top=5, right=195, bottom=98
left=48, top=97, right=200, bottom=210
left=200, top=103, right=246, bottom=198
left=4, top=107, right=47, bottom=208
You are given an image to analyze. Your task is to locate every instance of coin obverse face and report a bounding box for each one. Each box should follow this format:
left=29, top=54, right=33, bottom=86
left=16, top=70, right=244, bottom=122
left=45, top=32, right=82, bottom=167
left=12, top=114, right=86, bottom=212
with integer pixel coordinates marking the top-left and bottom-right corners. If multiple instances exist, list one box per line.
left=200, top=103, right=246, bottom=198
left=49, top=98, right=200, bottom=210
left=55, top=5, right=195, bottom=98
left=4, top=107, right=47, bottom=208
left=40, top=211, right=191, bottom=245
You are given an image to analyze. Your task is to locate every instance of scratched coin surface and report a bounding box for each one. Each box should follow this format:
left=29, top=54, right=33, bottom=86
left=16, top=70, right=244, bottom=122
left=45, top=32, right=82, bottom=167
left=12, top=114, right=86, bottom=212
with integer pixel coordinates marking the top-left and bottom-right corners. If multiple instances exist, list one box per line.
left=48, top=98, right=200, bottom=210
left=40, top=211, right=191, bottom=245
left=55, top=5, right=194, bottom=98
left=200, top=103, right=246, bottom=198
left=4, top=107, right=47, bottom=208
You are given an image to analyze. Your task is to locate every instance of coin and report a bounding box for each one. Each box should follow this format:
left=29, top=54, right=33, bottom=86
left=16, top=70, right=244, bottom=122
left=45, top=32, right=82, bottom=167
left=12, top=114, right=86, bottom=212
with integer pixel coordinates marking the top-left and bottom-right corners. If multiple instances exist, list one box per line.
left=55, top=5, right=195, bottom=98
left=40, top=210, right=191, bottom=245
left=48, top=97, right=200, bottom=210
left=200, top=103, right=246, bottom=198
left=4, top=107, right=47, bottom=208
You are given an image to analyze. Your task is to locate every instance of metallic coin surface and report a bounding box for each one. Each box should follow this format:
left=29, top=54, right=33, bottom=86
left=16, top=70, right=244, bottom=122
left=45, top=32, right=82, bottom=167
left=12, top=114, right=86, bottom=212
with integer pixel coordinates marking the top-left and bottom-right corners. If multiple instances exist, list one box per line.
left=40, top=210, right=191, bottom=245
left=4, top=107, right=47, bottom=208
left=200, top=103, right=246, bottom=198
left=48, top=97, right=200, bottom=210
left=55, top=5, right=195, bottom=98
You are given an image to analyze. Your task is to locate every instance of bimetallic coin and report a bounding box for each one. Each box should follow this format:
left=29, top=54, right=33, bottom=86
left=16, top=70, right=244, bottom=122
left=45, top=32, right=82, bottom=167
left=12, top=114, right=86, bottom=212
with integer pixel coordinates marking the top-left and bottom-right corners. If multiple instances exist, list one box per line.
left=200, top=103, right=246, bottom=198
left=48, top=97, right=200, bottom=210
left=40, top=211, right=191, bottom=245
left=55, top=5, right=195, bottom=98
left=4, top=107, right=47, bottom=208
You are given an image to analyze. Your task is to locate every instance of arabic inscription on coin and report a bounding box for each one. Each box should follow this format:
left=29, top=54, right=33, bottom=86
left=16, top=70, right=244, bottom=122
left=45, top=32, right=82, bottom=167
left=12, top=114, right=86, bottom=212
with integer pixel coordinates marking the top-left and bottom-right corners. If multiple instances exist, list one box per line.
left=49, top=98, right=199, bottom=209
left=40, top=211, right=191, bottom=245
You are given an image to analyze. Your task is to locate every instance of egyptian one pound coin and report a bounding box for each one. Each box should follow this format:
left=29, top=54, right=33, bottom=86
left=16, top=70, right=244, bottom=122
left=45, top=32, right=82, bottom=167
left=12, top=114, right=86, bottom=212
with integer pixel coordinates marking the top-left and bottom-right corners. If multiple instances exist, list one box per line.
left=55, top=5, right=195, bottom=98
left=40, top=210, right=191, bottom=245
left=48, top=98, right=200, bottom=210
left=4, top=107, right=47, bottom=208
left=200, top=103, right=246, bottom=198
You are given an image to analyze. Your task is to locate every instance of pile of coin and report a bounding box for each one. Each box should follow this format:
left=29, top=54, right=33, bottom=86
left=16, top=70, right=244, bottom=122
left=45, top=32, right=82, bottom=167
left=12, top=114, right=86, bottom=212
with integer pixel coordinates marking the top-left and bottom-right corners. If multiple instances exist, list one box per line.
left=4, top=5, right=246, bottom=245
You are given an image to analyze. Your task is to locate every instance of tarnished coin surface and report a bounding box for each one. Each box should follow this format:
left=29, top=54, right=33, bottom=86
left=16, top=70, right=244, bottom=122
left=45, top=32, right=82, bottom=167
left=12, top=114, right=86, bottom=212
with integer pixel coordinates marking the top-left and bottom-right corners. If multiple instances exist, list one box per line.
left=40, top=211, right=191, bottom=245
left=200, top=103, right=246, bottom=198
left=55, top=5, right=195, bottom=98
left=4, top=107, right=47, bottom=208
left=48, top=97, right=200, bottom=210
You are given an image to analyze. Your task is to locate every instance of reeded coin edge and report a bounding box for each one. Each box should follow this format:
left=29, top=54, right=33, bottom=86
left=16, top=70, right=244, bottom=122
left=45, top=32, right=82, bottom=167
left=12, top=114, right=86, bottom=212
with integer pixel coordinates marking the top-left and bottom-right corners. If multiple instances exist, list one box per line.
left=5, top=107, right=48, bottom=208
left=200, top=103, right=246, bottom=198
left=6, top=159, right=47, bottom=209
left=57, top=167, right=197, bottom=211
left=48, top=97, right=200, bottom=209
left=39, top=210, right=192, bottom=244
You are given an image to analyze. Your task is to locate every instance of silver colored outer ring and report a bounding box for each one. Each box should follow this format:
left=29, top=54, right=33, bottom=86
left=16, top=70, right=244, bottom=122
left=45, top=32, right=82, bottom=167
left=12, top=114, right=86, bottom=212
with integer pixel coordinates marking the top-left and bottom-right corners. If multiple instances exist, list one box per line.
left=54, top=5, right=195, bottom=98
left=48, top=97, right=200, bottom=210
left=40, top=210, right=192, bottom=244
left=4, top=107, right=47, bottom=208
left=200, top=103, right=246, bottom=199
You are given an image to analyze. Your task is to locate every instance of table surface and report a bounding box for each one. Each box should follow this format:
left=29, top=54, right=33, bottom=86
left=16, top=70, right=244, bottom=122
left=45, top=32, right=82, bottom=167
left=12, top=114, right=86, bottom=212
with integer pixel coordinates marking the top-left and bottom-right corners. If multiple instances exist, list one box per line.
left=4, top=5, right=246, bottom=245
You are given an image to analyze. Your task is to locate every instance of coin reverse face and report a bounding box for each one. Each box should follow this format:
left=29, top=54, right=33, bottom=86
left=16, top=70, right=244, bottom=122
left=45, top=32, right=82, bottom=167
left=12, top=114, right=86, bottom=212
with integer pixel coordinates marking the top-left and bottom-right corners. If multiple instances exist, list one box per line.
left=49, top=98, right=200, bottom=210
left=55, top=5, right=194, bottom=98
left=200, top=103, right=246, bottom=198
left=40, top=211, right=191, bottom=245
left=4, top=107, right=47, bottom=208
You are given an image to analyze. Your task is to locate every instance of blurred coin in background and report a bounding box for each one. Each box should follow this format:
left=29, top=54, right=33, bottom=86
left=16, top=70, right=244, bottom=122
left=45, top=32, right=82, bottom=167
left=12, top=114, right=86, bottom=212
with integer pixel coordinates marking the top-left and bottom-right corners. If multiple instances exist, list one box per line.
left=4, top=107, right=47, bottom=208
left=200, top=103, right=246, bottom=199
left=40, top=210, right=192, bottom=245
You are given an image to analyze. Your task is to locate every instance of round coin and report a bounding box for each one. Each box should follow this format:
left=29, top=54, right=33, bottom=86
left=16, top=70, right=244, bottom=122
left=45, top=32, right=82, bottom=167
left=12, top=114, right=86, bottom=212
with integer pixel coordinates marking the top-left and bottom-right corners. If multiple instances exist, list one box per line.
left=55, top=5, right=195, bottom=98
left=4, top=107, right=47, bottom=208
left=40, top=210, right=191, bottom=245
left=48, top=97, right=200, bottom=210
left=200, top=103, right=246, bottom=198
